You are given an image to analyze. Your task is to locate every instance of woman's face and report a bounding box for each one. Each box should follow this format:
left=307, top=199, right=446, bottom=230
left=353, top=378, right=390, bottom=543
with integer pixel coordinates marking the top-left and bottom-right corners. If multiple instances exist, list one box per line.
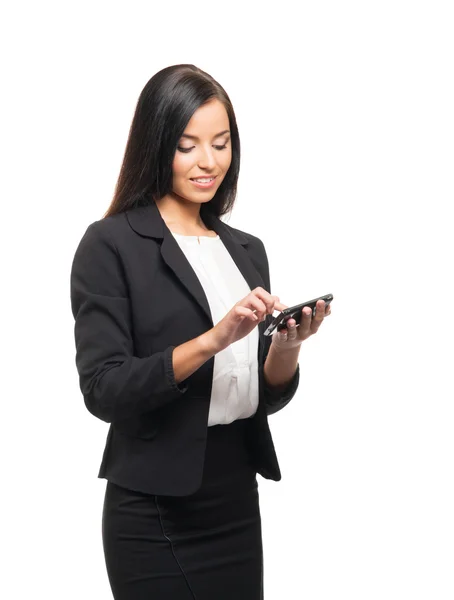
left=171, top=98, right=232, bottom=206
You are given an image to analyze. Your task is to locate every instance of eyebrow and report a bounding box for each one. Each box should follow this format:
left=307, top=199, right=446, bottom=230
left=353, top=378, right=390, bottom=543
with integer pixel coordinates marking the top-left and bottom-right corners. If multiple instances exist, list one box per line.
left=180, top=130, right=230, bottom=140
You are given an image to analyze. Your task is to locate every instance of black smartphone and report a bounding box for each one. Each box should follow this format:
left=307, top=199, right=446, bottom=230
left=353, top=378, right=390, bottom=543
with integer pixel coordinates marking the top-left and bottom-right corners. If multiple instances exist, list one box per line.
left=263, top=293, right=334, bottom=336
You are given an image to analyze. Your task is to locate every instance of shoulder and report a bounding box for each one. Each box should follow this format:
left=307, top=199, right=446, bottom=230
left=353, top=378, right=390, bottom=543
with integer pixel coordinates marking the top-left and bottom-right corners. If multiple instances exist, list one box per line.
left=71, top=213, right=131, bottom=298
left=73, top=212, right=137, bottom=266
left=80, top=212, right=129, bottom=245
left=72, top=213, right=132, bottom=275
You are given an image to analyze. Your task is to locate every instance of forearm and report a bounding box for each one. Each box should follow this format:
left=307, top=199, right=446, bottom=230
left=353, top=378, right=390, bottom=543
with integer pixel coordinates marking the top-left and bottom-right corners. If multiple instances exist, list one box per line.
left=80, top=332, right=219, bottom=423
left=263, top=343, right=300, bottom=392
left=172, top=330, right=219, bottom=384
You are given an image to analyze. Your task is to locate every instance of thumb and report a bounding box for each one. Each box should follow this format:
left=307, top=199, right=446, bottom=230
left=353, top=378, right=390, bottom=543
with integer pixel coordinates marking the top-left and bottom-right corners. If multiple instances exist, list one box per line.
left=235, top=306, right=257, bottom=321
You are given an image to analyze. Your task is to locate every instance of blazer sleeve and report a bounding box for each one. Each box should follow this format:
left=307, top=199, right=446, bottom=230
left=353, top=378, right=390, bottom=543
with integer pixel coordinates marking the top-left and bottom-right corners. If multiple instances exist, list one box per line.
left=254, top=237, right=300, bottom=416
left=70, top=221, right=188, bottom=424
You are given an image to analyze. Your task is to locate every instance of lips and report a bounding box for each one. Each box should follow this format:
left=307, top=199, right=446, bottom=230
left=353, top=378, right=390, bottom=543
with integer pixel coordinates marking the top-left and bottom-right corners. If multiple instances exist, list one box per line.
left=190, top=176, right=217, bottom=189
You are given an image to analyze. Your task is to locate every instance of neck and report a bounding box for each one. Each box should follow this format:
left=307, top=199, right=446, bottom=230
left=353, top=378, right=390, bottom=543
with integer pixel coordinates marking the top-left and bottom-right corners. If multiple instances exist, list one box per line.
left=155, top=195, right=208, bottom=231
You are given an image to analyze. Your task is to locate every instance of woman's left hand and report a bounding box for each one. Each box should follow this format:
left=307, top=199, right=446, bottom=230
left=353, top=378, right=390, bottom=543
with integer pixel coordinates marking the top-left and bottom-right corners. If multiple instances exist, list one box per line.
left=271, top=299, right=332, bottom=352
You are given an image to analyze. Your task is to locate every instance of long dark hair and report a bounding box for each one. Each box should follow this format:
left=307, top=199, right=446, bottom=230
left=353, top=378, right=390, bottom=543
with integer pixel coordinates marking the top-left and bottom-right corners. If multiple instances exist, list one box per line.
left=104, top=64, right=240, bottom=219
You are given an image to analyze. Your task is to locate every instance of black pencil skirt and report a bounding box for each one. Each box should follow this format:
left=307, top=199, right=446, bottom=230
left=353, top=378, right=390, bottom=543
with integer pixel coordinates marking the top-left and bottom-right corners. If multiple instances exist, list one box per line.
left=101, top=418, right=263, bottom=599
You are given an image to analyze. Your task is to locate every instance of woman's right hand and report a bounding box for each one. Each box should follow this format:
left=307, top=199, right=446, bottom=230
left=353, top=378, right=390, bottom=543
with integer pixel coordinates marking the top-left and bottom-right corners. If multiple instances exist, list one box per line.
left=207, top=287, right=287, bottom=353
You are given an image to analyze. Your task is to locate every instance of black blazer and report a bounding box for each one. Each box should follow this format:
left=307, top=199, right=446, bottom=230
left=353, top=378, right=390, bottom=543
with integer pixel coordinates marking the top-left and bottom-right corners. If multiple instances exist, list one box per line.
left=70, top=202, right=300, bottom=495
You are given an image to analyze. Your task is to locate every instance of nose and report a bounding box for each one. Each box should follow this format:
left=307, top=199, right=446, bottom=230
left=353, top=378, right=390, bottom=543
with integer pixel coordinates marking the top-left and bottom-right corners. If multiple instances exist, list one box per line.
left=197, top=145, right=217, bottom=170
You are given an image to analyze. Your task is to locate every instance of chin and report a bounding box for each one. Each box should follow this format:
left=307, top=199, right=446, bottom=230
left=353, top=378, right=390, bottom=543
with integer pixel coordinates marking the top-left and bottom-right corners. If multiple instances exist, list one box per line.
left=179, top=189, right=218, bottom=205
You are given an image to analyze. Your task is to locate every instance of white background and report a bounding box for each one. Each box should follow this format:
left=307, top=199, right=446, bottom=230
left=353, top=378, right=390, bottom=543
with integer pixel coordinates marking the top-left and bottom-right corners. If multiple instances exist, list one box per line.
left=2, top=1, right=453, bottom=598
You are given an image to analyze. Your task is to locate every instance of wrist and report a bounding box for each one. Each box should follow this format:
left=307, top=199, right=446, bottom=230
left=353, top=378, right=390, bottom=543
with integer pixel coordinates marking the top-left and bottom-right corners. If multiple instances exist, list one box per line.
left=270, top=336, right=302, bottom=356
left=198, top=328, right=224, bottom=357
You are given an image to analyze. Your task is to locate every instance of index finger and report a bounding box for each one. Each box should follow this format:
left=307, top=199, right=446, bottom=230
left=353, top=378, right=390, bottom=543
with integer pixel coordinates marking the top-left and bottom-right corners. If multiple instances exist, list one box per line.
left=252, top=289, right=288, bottom=314
left=273, top=301, right=288, bottom=312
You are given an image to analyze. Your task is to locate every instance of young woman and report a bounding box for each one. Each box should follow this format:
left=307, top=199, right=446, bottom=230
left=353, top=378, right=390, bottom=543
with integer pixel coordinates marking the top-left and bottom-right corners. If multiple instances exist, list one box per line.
left=70, top=63, right=331, bottom=600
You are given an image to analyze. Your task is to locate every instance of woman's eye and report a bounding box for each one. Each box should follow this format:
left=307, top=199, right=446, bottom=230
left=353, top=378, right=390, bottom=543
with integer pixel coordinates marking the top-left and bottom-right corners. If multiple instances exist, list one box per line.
left=177, top=144, right=228, bottom=153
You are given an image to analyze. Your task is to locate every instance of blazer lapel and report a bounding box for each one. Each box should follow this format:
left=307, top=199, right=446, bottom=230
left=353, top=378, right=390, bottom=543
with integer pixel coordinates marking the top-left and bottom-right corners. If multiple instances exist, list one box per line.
left=126, top=202, right=267, bottom=334
left=203, top=210, right=268, bottom=337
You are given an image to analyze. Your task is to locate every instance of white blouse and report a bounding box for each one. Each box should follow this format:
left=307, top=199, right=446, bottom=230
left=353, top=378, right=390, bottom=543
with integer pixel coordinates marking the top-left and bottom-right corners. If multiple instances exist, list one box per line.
left=171, top=231, right=259, bottom=426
